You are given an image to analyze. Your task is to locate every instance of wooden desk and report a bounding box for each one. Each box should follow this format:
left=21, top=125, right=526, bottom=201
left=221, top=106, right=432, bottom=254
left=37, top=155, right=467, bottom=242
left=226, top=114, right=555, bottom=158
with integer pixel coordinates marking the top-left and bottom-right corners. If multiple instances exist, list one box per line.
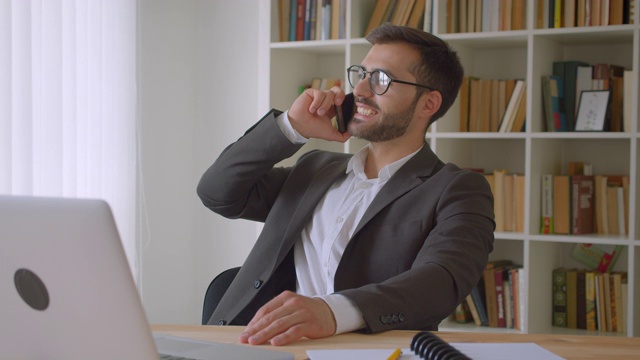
left=152, top=324, right=640, bottom=360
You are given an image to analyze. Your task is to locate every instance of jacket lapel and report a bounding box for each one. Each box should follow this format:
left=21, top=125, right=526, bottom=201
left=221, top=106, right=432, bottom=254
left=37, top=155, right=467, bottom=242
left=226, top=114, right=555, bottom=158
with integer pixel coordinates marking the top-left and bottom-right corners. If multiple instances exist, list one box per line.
left=354, top=144, right=441, bottom=234
left=274, top=159, right=348, bottom=265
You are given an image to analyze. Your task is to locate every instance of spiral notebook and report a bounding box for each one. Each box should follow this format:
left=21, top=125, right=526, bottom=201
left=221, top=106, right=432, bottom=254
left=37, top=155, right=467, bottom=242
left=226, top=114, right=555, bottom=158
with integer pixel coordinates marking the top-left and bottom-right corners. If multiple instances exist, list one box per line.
left=307, top=331, right=565, bottom=360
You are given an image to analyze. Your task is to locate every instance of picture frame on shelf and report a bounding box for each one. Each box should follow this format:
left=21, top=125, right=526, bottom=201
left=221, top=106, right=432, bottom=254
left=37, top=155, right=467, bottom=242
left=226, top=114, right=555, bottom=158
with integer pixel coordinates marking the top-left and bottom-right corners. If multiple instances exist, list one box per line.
left=574, top=90, right=611, bottom=131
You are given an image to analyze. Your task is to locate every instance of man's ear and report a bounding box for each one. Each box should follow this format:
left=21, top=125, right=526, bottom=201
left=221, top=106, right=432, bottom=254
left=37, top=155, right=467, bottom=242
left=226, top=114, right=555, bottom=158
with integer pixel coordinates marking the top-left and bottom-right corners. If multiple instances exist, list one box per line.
left=419, top=90, right=442, bottom=118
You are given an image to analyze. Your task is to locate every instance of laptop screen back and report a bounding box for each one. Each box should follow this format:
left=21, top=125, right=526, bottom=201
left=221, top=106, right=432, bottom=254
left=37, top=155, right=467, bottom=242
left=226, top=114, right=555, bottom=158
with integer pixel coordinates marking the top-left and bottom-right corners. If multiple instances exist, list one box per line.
left=0, top=196, right=158, bottom=359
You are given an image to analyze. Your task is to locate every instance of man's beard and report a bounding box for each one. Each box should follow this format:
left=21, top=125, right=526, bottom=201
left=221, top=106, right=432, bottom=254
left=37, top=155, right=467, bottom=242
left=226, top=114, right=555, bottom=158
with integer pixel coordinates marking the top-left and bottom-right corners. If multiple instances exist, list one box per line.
left=348, top=96, right=419, bottom=142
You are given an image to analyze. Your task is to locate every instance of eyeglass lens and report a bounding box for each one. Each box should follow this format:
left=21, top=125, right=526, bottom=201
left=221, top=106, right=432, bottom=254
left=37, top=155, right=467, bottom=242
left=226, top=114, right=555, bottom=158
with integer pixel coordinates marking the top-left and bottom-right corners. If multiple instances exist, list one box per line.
left=348, top=66, right=390, bottom=95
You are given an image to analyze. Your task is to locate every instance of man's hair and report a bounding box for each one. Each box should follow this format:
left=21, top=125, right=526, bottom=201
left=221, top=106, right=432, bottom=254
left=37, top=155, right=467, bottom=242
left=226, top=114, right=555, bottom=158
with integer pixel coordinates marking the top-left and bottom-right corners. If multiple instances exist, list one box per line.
left=366, top=24, right=464, bottom=124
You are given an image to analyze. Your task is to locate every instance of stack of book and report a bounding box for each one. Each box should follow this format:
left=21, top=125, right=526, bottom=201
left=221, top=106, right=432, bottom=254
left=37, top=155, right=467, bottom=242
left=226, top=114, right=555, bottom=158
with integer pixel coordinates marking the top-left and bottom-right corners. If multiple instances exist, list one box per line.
left=453, top=260, right=525, bottom=330
left=277, top=0, right=345, bottom=42
left=552, top=267, right=628, bottom=333
left=540, top=162, right=629, bottom=237
left=365, top=0, right=430, bottom=36
left=446, top=0, right=527, bottom=33
left=538, top=0, right=635, bottom=29
left=458, top=77, right=527, bottom=133
left=483, top=170, right=525, bottom=233
left=542, top=61, right=633, bottom=132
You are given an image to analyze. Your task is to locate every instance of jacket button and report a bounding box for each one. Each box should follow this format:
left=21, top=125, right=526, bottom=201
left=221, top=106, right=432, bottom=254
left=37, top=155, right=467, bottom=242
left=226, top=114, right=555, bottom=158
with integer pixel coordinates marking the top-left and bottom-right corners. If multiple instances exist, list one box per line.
left=217, top=320, right=227, bottom=326
left=398, top=312, right=405, bottom=322
left=253, top=280, right=263, bottom=289
left=392, top=314, right=399, bottom=323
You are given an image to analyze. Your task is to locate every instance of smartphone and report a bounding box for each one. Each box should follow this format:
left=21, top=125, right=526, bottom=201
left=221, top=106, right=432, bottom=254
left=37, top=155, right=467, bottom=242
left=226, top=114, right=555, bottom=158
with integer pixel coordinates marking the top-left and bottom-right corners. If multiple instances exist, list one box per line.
left=335, top=93, right=355, bottom=133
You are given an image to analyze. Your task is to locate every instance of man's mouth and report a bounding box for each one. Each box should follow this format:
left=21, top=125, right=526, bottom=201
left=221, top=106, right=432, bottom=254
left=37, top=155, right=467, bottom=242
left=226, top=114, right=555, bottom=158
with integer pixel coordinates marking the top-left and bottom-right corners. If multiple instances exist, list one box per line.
left=356, top=106, right=378, bottom=116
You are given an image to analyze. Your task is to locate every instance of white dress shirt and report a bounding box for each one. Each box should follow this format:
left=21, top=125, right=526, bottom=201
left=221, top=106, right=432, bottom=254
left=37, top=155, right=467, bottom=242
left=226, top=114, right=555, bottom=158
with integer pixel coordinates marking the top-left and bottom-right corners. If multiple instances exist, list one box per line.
left=276, top=112, right=419, bottom=334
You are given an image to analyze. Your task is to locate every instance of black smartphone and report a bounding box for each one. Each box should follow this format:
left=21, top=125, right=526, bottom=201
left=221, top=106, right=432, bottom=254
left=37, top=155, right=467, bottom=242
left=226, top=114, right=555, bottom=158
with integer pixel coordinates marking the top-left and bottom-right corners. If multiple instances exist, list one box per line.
left=335, top=93, right=355, bottom=133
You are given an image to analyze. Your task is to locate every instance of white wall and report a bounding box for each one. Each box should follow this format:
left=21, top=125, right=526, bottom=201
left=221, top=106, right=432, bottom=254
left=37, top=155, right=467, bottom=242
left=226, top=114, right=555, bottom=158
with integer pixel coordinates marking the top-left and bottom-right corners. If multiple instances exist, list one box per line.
left=139, top=0, right=262, bottom=325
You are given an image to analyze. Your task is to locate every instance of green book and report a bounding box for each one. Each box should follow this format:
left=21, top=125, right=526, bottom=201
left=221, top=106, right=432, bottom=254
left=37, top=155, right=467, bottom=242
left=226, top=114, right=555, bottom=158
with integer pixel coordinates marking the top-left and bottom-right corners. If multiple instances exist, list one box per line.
left=552, top=268, right=567, bottom=327
left=571, top=243, right=624, bottom=273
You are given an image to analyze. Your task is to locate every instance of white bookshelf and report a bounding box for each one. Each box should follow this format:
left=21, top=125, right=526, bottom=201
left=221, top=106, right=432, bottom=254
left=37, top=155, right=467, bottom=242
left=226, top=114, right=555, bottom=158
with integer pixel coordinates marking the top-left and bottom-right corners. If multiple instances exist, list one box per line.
left=259, top=0, right=639, bottom=337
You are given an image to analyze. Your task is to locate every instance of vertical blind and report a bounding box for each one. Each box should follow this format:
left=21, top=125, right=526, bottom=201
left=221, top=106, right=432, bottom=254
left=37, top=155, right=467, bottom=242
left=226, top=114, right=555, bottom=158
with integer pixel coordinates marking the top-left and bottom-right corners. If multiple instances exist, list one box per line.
left=0, top=0, right=138, bottom=277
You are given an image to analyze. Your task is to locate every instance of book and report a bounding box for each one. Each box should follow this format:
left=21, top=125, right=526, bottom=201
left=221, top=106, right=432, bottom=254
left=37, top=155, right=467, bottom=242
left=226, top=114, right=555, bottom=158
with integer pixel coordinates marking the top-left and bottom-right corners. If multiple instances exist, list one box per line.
left=552, top=268, right=567, bottom=327
left=494, top=268, right=508, bottom=327
left=594, top=175, right=608, bottom=234
left=541, top=75, right=567, bottom=131
left=585, top=271, right=597, bottom=331
left=541, top=174, right=554, bottom=234
left=482, top=260, right=513, bottom=327
left=406, top=0, right=426, bottom=28
left=553, top=60, right=590, bottom=130
left=483, top=266, right=499, bottom=327
left=464, top=294, right=482, bottom=326
left=458, top=76, right=471, bottom=131
left=606, top=186, right=620, bottom=235
left=469, top=281, right=489, bottom=326
left=295, top=0, right=305, bottom=41
left=493, top=169, right=508, bottom=231
left=510, top=85, right=527, bottom=132
left=514, top=174, right=526, bottom=232
left=498, top=80, right=525, bottom=132
left=553, top=175, right=571, bottom=234
left=623, top=69, right=634, bottom=132
left=479, top=79, right=492, bottom=132
left=609, top=73, right=624, bottom=132
left=564, top=0, right=577, bottom=27
left=278, top=0, right=291, bottom=42
left=576, top=270, right=587, bottom=329
left=566, top=269, right=578, bottom=329
left=571, top=243, right=624, bottom=272
left=595, top=273, right=605, bottom=330
left=512, top=0, right=526, bottom=30
left=571, top=175, right=595, bottom=234
left=501, top=174, right=514, bottom=231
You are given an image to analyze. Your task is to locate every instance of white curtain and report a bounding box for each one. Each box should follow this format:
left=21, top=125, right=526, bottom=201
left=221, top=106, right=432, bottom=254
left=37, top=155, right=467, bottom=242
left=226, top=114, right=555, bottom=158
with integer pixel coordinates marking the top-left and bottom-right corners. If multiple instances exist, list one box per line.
left=0, top=0, right=138, bottom=277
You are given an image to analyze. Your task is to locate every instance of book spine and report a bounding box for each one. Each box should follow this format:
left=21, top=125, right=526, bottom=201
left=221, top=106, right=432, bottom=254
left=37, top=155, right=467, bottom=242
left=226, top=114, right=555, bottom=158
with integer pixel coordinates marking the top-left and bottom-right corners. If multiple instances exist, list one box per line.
left=541, top=174, right=554, bottom=234
left=553, top=268, right=568, bottom=327
left=585, top=271, right=597, bottom=330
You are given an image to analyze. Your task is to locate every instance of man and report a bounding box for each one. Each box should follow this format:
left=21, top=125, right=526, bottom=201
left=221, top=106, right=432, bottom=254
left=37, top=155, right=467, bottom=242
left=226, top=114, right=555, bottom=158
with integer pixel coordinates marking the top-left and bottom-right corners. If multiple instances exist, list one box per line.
left=197, top=24, right=494, bottom=346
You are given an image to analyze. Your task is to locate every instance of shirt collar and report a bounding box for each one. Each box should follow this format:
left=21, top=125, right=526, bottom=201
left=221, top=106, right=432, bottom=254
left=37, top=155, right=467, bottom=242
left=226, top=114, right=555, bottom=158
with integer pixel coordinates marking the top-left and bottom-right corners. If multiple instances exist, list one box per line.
left=346, top=144, right=423, bottom=182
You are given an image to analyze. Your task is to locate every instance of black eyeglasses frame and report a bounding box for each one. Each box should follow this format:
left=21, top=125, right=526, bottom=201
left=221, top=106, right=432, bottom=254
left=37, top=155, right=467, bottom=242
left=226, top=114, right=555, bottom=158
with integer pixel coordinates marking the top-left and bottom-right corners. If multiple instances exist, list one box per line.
left=346, top=65, right=437, bottom=95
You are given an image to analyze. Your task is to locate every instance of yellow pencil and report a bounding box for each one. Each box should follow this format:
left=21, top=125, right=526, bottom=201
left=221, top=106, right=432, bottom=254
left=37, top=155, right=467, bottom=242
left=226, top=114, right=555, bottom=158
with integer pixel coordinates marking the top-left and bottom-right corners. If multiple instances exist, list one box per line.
left=386, top=348, right=402, bottom=360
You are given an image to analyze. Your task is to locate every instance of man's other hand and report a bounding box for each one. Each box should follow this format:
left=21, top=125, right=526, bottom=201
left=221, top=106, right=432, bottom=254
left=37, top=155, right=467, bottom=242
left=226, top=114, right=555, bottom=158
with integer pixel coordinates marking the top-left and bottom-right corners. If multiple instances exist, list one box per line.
left=238, top=291, right=337, bottom=346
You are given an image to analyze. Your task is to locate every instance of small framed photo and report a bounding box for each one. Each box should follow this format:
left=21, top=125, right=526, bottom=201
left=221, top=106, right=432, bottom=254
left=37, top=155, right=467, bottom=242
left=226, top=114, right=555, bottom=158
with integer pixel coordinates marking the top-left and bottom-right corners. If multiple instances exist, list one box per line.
left=574, top=90, right=610, bottom=131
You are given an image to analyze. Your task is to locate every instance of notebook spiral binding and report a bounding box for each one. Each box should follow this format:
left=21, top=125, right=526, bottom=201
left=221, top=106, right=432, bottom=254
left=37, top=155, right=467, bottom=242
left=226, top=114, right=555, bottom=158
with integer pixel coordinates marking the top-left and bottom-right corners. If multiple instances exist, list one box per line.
left=410, top=331, right=471, bottom=360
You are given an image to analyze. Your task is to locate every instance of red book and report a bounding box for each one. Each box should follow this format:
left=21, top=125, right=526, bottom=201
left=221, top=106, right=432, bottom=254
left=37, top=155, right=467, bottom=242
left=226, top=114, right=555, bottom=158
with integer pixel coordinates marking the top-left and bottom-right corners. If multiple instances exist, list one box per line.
left=571, top=175, right=595, bottom=234
left=295, top=0, right=305, bottom=41
left=494, top=269, right=506, bottom=327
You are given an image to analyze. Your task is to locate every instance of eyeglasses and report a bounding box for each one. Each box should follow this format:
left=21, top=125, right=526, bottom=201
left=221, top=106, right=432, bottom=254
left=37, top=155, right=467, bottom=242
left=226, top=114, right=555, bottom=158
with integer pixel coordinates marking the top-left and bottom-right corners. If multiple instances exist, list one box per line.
left=347, top=65, right=436, bottom=95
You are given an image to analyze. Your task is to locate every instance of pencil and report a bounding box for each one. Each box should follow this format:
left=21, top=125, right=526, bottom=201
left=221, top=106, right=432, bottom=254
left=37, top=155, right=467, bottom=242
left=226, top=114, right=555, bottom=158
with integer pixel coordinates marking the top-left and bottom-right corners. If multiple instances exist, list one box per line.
left=386, top=348, right=402, bottom=360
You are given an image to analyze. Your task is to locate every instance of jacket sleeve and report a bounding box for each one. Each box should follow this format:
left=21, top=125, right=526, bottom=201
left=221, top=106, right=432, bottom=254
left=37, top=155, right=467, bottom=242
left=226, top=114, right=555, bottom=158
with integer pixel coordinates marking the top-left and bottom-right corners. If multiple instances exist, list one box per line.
left=196, top=110, right=304, bottom=222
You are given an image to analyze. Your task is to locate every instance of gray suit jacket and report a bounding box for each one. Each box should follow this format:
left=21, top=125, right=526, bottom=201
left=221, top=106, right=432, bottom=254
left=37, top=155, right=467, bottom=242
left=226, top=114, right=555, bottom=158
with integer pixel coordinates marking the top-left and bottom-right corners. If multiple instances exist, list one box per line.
left=197, top=110, right=495, bottom=333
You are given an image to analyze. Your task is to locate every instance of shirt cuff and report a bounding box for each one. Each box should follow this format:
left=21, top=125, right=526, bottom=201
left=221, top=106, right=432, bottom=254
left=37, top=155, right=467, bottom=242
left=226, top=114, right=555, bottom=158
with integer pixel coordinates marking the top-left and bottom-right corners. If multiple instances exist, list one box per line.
left=275, top=111, right=308, bottom=144
left=318, top=294, right=366, bottom=335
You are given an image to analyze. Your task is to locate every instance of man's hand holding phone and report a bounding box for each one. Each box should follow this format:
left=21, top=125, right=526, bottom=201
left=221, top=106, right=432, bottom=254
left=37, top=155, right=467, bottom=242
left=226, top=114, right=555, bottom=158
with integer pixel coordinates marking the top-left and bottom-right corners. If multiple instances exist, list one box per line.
left=288, top=86, right=351, bottom=143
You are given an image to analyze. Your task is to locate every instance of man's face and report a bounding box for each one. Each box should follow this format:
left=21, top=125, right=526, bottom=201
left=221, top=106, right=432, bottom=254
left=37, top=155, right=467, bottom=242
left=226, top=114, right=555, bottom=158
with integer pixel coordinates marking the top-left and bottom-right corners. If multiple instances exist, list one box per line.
left=348, top=43, right=422, bottom=143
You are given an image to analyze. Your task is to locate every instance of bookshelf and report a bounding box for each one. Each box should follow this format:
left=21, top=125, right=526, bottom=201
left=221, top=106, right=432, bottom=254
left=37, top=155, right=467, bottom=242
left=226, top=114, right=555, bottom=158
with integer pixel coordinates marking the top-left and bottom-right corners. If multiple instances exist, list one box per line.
left=259, top=0, right=639, bottom=337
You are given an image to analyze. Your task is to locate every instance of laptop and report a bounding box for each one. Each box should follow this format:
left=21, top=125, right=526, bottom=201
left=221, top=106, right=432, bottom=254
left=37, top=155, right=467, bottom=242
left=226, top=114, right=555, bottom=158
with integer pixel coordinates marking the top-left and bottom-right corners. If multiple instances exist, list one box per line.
left=0, top=195, right=294, bottom=360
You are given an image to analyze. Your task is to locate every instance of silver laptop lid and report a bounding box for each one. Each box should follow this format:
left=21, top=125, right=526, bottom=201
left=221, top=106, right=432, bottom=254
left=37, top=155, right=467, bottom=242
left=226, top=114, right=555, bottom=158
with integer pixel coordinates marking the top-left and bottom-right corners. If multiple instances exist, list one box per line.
left=0, top=195, right=158, bottom=359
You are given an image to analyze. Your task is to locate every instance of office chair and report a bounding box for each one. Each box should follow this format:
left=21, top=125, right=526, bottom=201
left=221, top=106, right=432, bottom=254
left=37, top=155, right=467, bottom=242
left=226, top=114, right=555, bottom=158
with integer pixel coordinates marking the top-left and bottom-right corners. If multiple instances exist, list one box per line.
left=202, top=266, right=241, bottom=325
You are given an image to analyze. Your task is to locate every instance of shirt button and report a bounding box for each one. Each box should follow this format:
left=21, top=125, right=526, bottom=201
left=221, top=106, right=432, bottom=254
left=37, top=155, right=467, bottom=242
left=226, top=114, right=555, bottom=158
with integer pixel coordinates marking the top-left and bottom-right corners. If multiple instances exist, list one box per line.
left=336, top=216, right=344, bottom=223
left=253, top=280, right=263, bottom=289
